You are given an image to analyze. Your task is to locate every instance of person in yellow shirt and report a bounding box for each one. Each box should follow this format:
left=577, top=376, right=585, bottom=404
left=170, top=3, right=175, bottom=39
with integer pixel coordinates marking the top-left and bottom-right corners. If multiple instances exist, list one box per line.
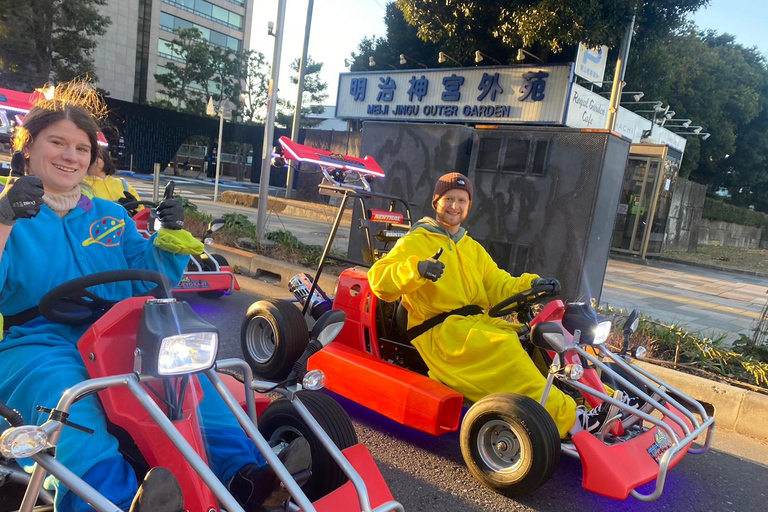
left=368, top=172, right=623, bottom=438
left=84, top=146, right=142, bottom=209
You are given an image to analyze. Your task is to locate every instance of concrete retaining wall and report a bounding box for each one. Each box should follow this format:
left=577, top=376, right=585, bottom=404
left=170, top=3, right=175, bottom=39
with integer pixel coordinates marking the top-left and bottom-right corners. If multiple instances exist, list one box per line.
left=664, top=179, right=706, bottom=252
left=698, top=219, right=763, bottom=249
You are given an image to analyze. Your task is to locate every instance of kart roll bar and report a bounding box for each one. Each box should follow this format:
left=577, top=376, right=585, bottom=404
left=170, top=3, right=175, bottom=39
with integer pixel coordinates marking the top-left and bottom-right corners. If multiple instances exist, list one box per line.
left=300, top=182, right=414, bottom=317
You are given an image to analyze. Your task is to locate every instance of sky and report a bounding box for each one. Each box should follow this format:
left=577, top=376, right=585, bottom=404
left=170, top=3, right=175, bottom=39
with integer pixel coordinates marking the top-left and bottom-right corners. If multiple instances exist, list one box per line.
left=248, top=0, right=767, bottom=108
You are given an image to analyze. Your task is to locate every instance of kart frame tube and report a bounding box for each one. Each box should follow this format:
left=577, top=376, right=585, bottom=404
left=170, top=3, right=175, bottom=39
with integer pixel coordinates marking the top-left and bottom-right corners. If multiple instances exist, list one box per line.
left=550, top=346, right=715, bottom=502
left=20, top=373, right=248, bottom=512
left=210, top=363, right=404, bottom=512
left=302, top=183, right=415, bottom=317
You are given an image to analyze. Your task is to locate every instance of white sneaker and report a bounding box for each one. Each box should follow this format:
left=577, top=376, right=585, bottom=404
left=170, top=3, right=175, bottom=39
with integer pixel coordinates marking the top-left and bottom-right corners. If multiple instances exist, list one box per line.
left=579, top=397, right=622, bottom=436
left=618, top=388, right=666, bottom=428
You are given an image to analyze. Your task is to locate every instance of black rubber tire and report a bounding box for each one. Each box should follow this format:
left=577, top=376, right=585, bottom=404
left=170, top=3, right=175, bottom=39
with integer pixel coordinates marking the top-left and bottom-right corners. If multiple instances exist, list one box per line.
left=198, top=254, right=229, bottom=299
left=258, top=391, right=358, bottom=501
left=241, top=299, right=309, bottom=379
left=460, top=393, right=561, bottom=498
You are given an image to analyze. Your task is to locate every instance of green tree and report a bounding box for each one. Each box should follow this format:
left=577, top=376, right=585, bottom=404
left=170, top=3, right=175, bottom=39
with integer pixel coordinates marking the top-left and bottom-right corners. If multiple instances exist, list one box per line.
left=0, top=0, right=110, bottom=91
left=153, top=28, right=210, bottom=113
left=201, top=46, right=246, bottom=117
left=240, top=50, right=269, bottom=123
left=349, top=3, right=442, bottom=71
left=394, top=0, right=709, bottom=61
left=276, top=57, right=329, bottom=129
left=624, top=27, right=768, bottom=199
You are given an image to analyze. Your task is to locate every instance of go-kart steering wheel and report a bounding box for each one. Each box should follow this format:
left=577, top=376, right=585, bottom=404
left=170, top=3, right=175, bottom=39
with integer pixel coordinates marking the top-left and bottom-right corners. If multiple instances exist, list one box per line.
left=39, top=270, right=172, bottom=325
left=488, top=284, right=556, bottom=318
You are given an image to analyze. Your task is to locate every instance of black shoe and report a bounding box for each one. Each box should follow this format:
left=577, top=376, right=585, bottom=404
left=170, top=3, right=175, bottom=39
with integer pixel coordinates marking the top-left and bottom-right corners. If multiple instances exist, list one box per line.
left=619, top=387, right=667, bottom=428
left=129, top=467, right=184, bottom=512
left=579, top=395, right=622, bottom=436
left=228, top=438, right=312, bottom=511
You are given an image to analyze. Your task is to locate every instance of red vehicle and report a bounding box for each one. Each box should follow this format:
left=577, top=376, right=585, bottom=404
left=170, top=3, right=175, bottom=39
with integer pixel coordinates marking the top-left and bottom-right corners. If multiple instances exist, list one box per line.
left=0, top=269, right=402, bottom=512
left=123, top=183, right=240, bottom=299
left=241, top=138, right=715, bottom=501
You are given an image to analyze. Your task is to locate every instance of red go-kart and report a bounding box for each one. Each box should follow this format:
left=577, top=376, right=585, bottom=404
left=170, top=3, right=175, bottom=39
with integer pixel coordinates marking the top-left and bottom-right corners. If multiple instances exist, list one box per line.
left=0, top=270, right=402, bottom=512
left=124, top=182, right=240, bottom=299
left=240, top=138, right=715, bottom=502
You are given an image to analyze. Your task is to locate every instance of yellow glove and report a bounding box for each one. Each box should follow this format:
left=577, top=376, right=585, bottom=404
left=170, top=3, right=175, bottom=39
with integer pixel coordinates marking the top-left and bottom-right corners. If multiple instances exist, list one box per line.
left=153, top=229, right=204, bottom=255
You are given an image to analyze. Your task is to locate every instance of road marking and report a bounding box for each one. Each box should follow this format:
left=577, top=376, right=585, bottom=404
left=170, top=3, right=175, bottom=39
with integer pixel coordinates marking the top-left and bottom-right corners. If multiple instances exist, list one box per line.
left=604, top=282, right=761, bottom=320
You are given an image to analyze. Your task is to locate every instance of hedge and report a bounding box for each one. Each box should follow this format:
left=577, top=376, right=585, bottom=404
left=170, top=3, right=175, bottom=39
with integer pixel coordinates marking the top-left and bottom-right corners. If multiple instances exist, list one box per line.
left=702, top=197, right=768, bottom=228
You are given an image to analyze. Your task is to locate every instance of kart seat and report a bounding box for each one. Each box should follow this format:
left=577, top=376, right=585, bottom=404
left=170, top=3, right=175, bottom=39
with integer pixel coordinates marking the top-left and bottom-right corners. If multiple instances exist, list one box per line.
left=395, top=300, right=409, bottom=336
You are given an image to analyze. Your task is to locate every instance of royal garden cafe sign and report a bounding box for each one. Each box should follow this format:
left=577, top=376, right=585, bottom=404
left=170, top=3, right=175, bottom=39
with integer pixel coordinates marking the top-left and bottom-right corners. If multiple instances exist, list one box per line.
left=335, top=64, right=574, bottom=125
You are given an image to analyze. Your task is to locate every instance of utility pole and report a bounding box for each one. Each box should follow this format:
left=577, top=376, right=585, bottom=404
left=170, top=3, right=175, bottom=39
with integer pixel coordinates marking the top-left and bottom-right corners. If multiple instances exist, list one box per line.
left=606, top=15, right=636, bottom=132
left=206, top=95, right=224, bottom=202
left=285, top=0, right=315, bottom=200
left=257, top=0, right=287, bottom=242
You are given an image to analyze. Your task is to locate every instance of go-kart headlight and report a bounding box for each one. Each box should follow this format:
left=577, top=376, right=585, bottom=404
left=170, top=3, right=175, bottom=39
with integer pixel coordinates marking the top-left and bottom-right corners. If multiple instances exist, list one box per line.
left=0, top=426, right=48, bottom=459
left=592, top=320, right=612, bottom=345
left=157, top=332, right=218, bottom=376
left=565, top=364, right=584, bottom=381
left=138, top=300, right=220, bottom=377
left=633, top=346, right=647, bottom=359
left=302, top=369, right=327, bottom=390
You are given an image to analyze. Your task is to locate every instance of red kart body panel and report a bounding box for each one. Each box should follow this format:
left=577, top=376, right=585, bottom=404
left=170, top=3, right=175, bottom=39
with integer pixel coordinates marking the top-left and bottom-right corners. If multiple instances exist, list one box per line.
left=131, top=209, right=239, bottom=295
left=572, top=403, right=694, bottom=499
left=300, top=444, right=395, bottom=512
left=78, top=298, right=219, bottom=511
left=313, top=268, right=464, bottom=436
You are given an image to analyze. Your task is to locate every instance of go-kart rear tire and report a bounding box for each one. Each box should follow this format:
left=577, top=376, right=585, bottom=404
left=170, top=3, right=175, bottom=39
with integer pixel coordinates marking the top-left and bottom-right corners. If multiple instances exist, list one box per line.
left=198, top=254, right=229, bottom=299
left=241, top=299, right=309, bottom=379
left=460, top=393, right=560, bottom=498
left=258, top=391, right=358, bottom=501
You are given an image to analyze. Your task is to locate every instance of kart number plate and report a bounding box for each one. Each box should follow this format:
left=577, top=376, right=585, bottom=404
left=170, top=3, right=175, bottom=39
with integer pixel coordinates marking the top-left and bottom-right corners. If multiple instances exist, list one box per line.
left=176, top=276, right=211, bottom=290
left=647, top=428, right=673, bottom=464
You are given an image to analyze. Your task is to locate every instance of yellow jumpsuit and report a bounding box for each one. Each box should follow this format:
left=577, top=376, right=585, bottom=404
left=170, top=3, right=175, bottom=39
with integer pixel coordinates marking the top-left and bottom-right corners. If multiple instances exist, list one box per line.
left=368, top=217, right=577, bottom=437
left=83, top=176, right=142, bottom=204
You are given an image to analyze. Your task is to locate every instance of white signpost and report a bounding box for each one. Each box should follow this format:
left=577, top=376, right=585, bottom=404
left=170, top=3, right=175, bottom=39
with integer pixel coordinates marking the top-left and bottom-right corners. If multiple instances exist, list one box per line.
left=575, top=43, right=609, bottom=86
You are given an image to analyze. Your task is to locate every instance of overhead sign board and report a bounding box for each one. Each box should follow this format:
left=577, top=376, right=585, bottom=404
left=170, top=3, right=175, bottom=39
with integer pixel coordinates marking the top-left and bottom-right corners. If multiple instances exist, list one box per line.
left=565, top=84, right=686, bottom=153
left=335, top=64, right=573, bottom=125
left=575, top=43, right=609, bottom=86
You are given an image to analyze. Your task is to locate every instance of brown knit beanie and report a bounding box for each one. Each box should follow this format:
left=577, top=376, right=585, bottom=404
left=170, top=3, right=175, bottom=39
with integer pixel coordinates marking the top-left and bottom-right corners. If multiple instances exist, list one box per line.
left=432, top=172, right=473, bottom=208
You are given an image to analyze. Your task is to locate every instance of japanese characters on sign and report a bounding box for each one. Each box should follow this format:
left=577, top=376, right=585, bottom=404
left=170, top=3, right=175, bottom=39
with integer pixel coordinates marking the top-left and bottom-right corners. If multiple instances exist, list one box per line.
left=336, top=64, right=573, bottom=124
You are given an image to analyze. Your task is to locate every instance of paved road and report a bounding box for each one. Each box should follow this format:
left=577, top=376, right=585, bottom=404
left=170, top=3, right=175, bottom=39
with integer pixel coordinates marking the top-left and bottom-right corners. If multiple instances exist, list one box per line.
left=181, top=276, right=768, bottom=512
left=125, top=174, right=768, bottom=341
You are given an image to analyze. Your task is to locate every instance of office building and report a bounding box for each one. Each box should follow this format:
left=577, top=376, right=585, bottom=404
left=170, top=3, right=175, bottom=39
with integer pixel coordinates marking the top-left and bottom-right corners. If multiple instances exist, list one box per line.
left=91, top=0, right=254, bottom=104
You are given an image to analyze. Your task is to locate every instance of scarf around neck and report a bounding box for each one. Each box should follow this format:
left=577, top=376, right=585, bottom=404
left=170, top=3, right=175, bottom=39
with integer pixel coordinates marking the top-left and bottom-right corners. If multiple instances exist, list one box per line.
left=43, top=186, right=83, bottom=218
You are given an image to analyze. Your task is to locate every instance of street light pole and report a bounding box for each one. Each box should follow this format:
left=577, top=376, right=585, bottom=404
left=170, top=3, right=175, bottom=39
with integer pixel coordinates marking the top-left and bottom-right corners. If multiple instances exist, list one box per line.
left=257, top=0, right=287, bottom=242
left=606, top=15, right=636, bottom=131
left=213, top=105, right=224, bottom=201
left=285, top=0, right=314, bottom=200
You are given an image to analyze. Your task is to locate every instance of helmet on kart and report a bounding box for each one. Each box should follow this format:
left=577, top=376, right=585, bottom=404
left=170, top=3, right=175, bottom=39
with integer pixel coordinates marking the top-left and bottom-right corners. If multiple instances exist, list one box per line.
left=432, top=172, right=473, bottom=209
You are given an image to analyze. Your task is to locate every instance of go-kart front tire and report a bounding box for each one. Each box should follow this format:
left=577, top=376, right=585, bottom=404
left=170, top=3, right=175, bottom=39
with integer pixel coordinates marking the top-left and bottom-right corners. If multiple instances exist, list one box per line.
left=258, top=391, right=358, bottom=501
left=241, top=299, right=309, bottom=379
left=460, top=393, right=561, bottom=498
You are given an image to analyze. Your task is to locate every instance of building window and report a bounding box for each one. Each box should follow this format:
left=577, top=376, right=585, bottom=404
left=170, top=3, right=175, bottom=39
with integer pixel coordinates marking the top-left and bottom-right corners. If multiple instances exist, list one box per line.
left=159, top=11, right=241, bottom=51
left=475, top=136, right=550, bottom=176
left=162, top=0, right=243, bottom=30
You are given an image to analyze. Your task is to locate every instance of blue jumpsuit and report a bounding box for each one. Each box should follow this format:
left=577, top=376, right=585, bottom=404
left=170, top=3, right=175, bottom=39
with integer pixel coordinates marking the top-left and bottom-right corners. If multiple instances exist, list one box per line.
left=0, top=194, right=265, bottom=511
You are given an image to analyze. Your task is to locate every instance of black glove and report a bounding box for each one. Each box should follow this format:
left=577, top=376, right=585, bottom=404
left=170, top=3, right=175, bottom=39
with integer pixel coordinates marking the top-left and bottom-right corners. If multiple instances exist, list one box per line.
left=417, top=248, right=445, bottom=282
left=0, top=176, right=45, bottom=225
left=118, top=190, right=138, bottom=206
left=532, top=277, right=561, bottom=295
left=156, top=198, right=185, bottom=230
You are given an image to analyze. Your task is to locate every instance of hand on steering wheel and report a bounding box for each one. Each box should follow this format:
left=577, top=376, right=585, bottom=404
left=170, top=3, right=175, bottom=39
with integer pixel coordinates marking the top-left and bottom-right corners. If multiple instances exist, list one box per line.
left=488, top=283, right=559, bottom=318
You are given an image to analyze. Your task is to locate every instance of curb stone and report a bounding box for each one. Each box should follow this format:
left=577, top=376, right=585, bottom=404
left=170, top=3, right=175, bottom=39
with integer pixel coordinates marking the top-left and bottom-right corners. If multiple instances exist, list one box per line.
left=211, top=243, right=768, bottom=442
left=219, top=191, right=353, bottom=226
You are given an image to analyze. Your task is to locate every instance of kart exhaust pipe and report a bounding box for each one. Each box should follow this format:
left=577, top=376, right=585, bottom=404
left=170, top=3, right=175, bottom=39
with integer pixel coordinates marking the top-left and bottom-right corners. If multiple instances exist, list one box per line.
left=289, top=273, right=332, bottom=321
